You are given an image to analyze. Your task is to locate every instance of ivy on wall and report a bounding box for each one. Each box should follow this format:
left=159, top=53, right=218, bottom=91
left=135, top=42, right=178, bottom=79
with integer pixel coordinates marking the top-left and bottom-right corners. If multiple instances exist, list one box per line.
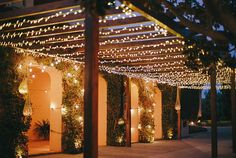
left=132, top=79, right=156, bottom=143
left=59, top=63, right=84, bottom=153
left=103, top=73, right=126, bottom=146
left=0, top=47, right=31, bottom=158
left=157, top=84, right=177, bottom=140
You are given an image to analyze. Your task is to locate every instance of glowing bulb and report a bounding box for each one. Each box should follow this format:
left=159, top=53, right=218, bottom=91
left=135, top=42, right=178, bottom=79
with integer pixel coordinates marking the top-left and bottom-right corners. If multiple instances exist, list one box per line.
left=75, top=104, right=79, bottom=109
left=18, top=64, right=22, bottom=69
left=18, top=79, right=28, bottom=95
left=50, top=103, right=56, bottom=110
left=61, top=107, right=67, bottom=115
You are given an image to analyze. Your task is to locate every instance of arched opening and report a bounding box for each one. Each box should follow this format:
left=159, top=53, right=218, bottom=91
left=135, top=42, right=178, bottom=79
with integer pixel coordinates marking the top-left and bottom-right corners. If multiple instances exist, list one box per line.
left=26, top=66, right=63, bottom=155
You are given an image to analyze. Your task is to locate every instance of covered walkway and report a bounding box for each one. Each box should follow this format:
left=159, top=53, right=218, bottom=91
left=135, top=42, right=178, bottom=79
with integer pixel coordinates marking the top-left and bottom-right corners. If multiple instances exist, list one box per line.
left=31, top=127, right=234, bottom=158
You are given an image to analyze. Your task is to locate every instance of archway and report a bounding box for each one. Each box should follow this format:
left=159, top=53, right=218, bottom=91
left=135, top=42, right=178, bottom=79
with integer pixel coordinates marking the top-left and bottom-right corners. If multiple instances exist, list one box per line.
left=26, top=65, right=63, bottom=155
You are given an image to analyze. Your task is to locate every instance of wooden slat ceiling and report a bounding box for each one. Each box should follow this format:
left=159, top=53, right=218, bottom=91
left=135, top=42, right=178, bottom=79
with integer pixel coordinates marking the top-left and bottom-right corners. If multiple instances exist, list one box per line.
left=0, top=0, right=232, bottom=89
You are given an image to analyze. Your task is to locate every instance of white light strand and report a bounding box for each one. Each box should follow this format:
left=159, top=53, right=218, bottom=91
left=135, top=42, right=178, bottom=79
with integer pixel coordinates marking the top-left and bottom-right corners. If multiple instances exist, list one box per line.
left=0, top=8, right=84, bottom=31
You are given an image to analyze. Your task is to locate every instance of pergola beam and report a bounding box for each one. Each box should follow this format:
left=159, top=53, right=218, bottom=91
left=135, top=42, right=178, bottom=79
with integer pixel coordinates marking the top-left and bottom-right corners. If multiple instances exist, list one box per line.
left=124, top=0, right=188, bottom=38
left=0, top=0, right=80, bottom=21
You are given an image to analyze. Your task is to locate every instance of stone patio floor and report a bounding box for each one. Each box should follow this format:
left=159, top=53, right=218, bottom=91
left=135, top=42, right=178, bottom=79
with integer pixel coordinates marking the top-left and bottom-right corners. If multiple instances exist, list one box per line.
left=30, top=127, right=235, bottom=158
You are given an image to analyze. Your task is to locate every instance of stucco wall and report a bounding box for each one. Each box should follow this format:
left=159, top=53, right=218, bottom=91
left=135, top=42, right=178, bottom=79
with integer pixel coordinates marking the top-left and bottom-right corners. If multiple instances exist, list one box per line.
left=47, top=67, right=63, bottom=152
left=131, top=82, right=139, bottom=143
left=28, top=67, right=51, bottom=141
left=98, top=75, right=107, bottom=146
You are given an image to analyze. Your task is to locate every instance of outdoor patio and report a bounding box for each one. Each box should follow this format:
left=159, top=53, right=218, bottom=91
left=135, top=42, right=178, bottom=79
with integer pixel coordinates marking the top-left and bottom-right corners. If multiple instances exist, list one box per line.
left=31, top=127, right=234, bottom=158
left=0, top=1, right=235, bottom=158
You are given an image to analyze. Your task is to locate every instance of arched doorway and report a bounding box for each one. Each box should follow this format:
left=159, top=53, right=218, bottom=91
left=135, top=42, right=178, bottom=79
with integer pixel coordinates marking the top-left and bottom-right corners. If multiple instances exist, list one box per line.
left=26, top=65, right=63, bottom=155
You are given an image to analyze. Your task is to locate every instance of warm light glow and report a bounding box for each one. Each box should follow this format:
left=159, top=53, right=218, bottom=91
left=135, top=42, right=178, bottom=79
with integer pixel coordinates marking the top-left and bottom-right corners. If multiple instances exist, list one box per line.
left=61, top=107, right=67, bottom=115
left=23, top=99, right=32, bottom=116
left=77, top=116, right=83, bottom=122
left=75, top=104, right=79, bottom=109
left=130, top=108, right=135, bottom=115
left=138, top=124, right=142, bottom=129
left=118, top=118, right=125, bottom=125
left=18, top=79, right=28, bottom=95
left=189, top=121, right=195, bottom=126
left=167, top=128, right=174, bottom=139
left=50, top=103, right=56, bottom=110
left=81, top=89, right=84, bottom=95
left=116, top=136, right=123, bottom=144
left=74, top=139, right=82, bottom=149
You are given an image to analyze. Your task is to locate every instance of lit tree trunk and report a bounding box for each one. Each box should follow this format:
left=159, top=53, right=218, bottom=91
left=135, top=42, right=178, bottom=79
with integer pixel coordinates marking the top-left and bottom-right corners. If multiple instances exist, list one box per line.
left=198, top=90, right=202, bottom=119
left=175, top=87, right=181, bottom=140
left=231, top=68, right=236, bottom=153
left=210, top=64, right=217, bottom=158
left=84, top=6, right=99, bottom=158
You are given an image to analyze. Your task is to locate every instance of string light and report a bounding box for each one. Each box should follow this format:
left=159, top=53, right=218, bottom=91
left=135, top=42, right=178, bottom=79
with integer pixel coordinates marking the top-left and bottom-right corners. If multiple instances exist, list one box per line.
left=0, top=2, right=233, bottom=90
left=0, top=8, right=84, bottom=31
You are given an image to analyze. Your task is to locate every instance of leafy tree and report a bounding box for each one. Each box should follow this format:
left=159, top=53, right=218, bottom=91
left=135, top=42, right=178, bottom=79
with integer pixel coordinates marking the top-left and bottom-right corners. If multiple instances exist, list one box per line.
left=135, top=0, right=236, bottom=69
left=202, top=90, right=231, bottom=121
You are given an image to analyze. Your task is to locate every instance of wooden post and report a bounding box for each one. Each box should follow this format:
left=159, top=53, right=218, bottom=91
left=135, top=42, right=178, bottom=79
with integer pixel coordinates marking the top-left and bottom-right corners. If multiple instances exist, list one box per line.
left=177, top=110, right=181, bottom=140
left=231, top=68, right=236, bottom=153
left=210, top=64, right=217, bottom=158
left=125, top=77, right=131, bottom=147
left=84, top=6, right=99, bottom=158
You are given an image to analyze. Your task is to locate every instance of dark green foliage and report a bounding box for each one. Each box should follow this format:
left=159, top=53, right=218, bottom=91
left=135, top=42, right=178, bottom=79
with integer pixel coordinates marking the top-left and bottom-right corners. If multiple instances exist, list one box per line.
left=81, top=0, right=115, bottom=16
left=201, top=90, right=211, bottom=120
left=183, top=36, right=231, bottom=71
left=202, top=90, right=231, bottom=121
left=219, top=90, right=231, bottom=121
left=141, top=0, right=236, bottom=71
left=33, top=119, right=50, bottom=140
left=103, top=73, right=126, bottom=146
left=180, top=89, right=200, bottom=121
left=0, top=47, right=30, bottom=158
left=157, top=84, right=177, bottom=140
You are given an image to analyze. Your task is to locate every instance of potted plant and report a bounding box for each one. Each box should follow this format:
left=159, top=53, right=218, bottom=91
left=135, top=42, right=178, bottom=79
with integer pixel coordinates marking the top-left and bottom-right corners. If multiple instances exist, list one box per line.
left=33, top=119, right=50, bottom=140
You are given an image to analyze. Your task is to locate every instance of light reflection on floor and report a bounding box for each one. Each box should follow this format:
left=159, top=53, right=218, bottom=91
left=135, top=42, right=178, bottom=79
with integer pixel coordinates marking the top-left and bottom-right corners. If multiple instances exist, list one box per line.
left=29, top=140, right=56, bottom=155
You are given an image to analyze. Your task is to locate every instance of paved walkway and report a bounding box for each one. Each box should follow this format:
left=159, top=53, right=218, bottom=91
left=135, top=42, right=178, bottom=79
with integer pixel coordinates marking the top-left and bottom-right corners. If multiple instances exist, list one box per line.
left=30, top=127, right=235, bottom=158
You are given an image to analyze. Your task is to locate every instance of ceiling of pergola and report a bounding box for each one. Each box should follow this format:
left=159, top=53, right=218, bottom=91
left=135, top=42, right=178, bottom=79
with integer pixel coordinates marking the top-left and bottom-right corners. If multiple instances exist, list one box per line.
left=0, top=0, right=232, bottom=89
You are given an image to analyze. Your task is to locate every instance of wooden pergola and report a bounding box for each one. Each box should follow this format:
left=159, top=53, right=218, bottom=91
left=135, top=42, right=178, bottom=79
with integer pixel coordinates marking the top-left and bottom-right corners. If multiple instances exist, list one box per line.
left=0, top=1, right=235, bottom=158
